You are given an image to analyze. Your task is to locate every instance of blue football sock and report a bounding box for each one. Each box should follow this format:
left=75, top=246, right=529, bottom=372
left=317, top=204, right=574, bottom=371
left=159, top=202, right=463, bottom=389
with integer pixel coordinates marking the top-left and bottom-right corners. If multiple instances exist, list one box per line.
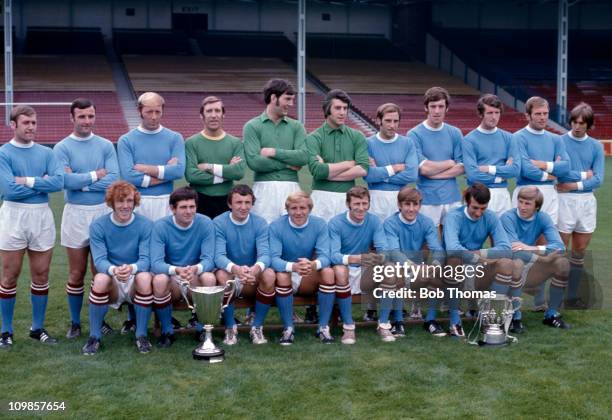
left=317, top=289, right=335, bottom=328
left=566, top=260, right=584, bottom=300
left=447, top=289, right=461, bottom=326
left=0, top=295, right=16, bottom=334
left=510, top=287, right=522, bottom=320
left=67, top=293, right=84, bottom=325
left=336, top=296, right=354, bottom=325
left=275, top=292, right=294, bottom=329
left=253, top=300, right=271, bottom=328
left=392, top=298, right=404, bottom=322
left=134, top=304, right=152, bottom=338
left=425, top=297, right=438, bottom=322
left=491, top=281, right=510, bottom=296
left=127, top=303, right=135, bottom=322
left=31, top=290, right=49, bottom=331
left=89, top=303, right=109, bottom=339
left=546, top=283, right=565, bottom=318
left=156, top=304, right=173, bottom=335
left=222, top=303, right=236, bottom=329
left=378, top=297, right=393, bottom=324
left=533, top=282, right=546, bottom=307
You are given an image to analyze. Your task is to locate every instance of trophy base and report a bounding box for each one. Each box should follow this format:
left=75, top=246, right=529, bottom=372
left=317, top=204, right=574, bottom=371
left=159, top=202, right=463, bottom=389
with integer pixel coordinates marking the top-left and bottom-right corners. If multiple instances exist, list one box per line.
left=477, top=339, right=510, bottom=347
left=192, top=348, right=225, bottom=363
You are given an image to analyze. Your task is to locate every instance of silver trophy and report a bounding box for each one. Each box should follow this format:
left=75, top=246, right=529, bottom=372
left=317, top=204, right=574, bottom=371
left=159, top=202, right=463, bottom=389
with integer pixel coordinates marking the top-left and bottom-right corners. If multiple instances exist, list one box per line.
left=179, top=280, right=236, bottom=362
left=476, top=295, right=520, bottom=346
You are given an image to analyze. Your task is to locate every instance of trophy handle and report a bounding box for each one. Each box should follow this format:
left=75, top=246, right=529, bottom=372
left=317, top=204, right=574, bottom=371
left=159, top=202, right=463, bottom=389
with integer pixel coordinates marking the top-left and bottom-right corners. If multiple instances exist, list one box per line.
left=178, top=279, right=194, bottom=310
left=220, top=279, right=237, bottom=310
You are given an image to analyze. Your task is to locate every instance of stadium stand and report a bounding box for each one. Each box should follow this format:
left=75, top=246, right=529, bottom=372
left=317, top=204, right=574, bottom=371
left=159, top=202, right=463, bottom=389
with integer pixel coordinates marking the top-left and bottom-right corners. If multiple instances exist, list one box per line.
left=113, top=29, right=192, bottom=55
left=196, top=31, right=295, bottom=60
left=25, top=27, right=105, bottom=54
left=306, top=33, right=407, bottom=61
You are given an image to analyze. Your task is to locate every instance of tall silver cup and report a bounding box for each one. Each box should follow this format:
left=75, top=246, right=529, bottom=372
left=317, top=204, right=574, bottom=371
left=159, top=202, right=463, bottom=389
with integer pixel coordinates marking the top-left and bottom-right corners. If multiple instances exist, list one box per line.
left=181, top=280, right=236, bottom=362
left=478, top=295, right=519, bottom=346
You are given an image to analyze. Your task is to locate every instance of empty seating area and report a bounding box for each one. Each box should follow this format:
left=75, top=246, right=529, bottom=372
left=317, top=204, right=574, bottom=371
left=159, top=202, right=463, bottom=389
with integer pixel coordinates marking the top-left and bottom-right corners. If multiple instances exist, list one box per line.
left=114, top=29, right=192, bottom=55
left=25, top=27, right=105, bottom=54
left=0, top=91, right=128, bottom=143
left=306, top=33, right=407, bottom=61
left=196, top=31, right=295, bottom=60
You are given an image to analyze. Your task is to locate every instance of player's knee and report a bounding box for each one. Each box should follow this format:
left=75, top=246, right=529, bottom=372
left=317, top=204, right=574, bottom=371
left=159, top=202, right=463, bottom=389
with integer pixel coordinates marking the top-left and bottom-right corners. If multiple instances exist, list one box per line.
left=199, top=272, right=216, bottom=286
left=553, top=257, right=570, bottom=277
left=134, top=272, right=152, bottom=294
left=68, top=267, right=87, bottom=284
left=275, top=272, right=291, bottom=287
left=320, top=267, right=335, bottom=286
left=215, top=269, right=230, bottom=284
left=31, top=266, right=50, bottom=282
left=333, top=265, right=348, bottom=282
left=496, top=258, right=513, bottom=277
left=152, top=274, right=170, bottom=295
left=91, top=273, right=112, bottom=292
left=260, top=269, right=276, bottom=289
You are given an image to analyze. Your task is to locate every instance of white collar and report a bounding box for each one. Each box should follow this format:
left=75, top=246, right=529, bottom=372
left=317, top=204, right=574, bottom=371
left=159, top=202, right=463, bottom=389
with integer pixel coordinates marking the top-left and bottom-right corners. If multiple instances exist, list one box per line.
left=137, top=125, right=164, bottom=134
left=172, top=216, right=194, bottom=230
left=477, top=126, right=498, bottom=134
left=516, top=208, right=536, bottom=222
left=375, top=132, right=398, bottom=143
left=423, top=120, right=444, bottom=132
left=230, top=213, right=249, bottom=226
left=111, top=213, right=135, bottom=226
left=525, top=125, right=545, bottom=135
left=346, top=211, right=365, bottom=226
left=399, top=213, right=417, bottom=225
left=568, top=131, right=588, bottom=142
left=9, top=139, right=34, bottom=148
left=69, top=133, right=95, bottom=141
left=464, top=207, right=477, bottom=222
left=289, top=216, right=309, bottom=229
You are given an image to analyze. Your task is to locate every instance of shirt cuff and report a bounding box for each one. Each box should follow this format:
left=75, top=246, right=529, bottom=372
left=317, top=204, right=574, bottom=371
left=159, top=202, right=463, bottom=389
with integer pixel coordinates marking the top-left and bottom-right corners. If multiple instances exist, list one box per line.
left=25, top=177, right=35, bottom=188
left=168, top=265, right=177, bottom=276
left=82, top=186, right=90, bottom=192
left=226, top=262, right=235, bottom=273
left=213, top=175, right=224, bottom=185
left=537, top=245, right=546, bottom=252
left=285, top=262, right=293, bottom=272
left=315, top=260, right=322, bottom=270
left=212, top=164, right=223, bottom=178
left=488, top=165, right=497, bottom=175
left=256, top=262, right=266, bottom=271
left=580, top=171, right=587, bottom=180
left=479, top=249, right=488, bottom=259
left=108, top=265, right=116, bottom=276
left=90, top=171, right=98, bottom=183
left=157, top=165, right=165, bottom=180
left=494, top=176, right=503, bottom=184
left=418, top=160, right=426, bottom=168
left=546, top=162, right=554, bottom=173
left=342, top=255, right=350, bottom=265
left=131, top=264, right=138, bottom=274
left=540, top=172, right=549, bottom=182
left=576, top=181, right=584, bottom=191
left=142, top=174, right=151, bottom=188
left=385, top=165, right=395, bottom=177
left=196, top=264, right=204, bottom=275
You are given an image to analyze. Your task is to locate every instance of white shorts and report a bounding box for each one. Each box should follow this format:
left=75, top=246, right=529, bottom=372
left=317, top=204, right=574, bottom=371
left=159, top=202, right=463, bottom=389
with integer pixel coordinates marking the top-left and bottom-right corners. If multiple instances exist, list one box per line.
left=110, top=274, right=135, bottom=309
left=369, top=190, right=398, bottom=222
left=252, top=181, right=300, bottom=224
left=348, top=266, right=362, bottom=295
left=488, top=188, right=512, bottom=217
left=513, top=184, right=558, bottom=225
left=290, top=272, right=303, bottom=294
left=61, top=202, right=110, bottom=248
left=311, top=190, right=347, bottom=222
left=135, top=194, right=171, bottom=222
left=558, top=192, right=597, bottom=234
left=420, top=201, right=462, bottom=226
left=0, top=202, right=56, bottom=252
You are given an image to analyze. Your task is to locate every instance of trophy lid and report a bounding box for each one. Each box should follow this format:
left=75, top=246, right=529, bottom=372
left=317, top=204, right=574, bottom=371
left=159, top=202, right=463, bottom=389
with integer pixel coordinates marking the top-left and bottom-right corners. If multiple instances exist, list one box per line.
left=190, top=285, right=226, bottom=295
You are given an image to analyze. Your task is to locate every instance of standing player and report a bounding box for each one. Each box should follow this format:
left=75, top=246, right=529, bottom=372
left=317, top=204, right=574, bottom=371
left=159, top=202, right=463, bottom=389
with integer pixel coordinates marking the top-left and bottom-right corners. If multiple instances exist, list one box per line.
left=305, top=89, right=369, bottom=221
left=365, top=103, right=418, bottom=221
left=150, top=187, right=216, bottom=347
left=269, top=191, right=335, bottom=345
left=329, top=186, right=387, bottom=344
left=83, top=181, right=154, bottom=355
left=555, top=103, right=604, bottom=307
left=0, top=105, right=63, bottom=348
left=513, top=96, right=570, bottom=224
left=463, top=94, right=520, bottom=216
left=185, top=96, right=245, bottom=219
left=54, top=98, right=119, bottom=339
left=243, top=79, right=308, bottom=223
left=443, top=184, right=512, bottom=338
left=383, top=187, right=445, bottom=338
left=213, top=185, right=276, bottom=345
left=407, top=87, right=464, bottom=228
left=501, top=186, right=569, bottom=331
left=118, top=92, right=185, bottom=221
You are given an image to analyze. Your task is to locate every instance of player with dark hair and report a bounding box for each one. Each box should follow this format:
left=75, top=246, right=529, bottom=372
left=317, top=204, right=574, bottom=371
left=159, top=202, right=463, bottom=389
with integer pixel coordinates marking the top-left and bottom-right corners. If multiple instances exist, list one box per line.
left=407, top=87, right=464, bottom=228
left=463, top=94, right=519, bottom=216
left=243, top=79, right=308, bottom=223
left=82, top=181, right=154, bottom=355
left=185, top=96, right=245, bottom=219
left=150, top=187, right=216, bottom=348
left=213, top=185, right=276, bottom=345
left=0, top=105, right=63, bottom=348
left=54, top=98, right=119, bottom=339
left=556, top=103, right=604, bottom=308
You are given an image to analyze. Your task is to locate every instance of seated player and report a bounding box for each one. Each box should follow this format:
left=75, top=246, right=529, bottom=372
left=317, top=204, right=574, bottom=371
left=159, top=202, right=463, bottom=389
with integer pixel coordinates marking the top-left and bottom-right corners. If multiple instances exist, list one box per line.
left=83, top=181, right=154, bottom=355
left=329, top=186, right=387, bottom=344
left=443, top=183, right=512, bottom=338
left=269, top=191, right=334, bottom=345
left=501, top=186, right=569, bottom=332
left=214, top=185, right=276, bottom=345
left=383, top=187, right=445, bottom=338
left=150, top=187, right=216, bottom=348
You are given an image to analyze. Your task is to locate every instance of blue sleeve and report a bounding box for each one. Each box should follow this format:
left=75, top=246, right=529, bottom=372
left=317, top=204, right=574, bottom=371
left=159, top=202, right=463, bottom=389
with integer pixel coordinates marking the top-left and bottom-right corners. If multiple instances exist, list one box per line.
left=583, top=143, right=605, bottom=190
left=117, top=137, right=145, bottom=187
left=32, top=150, right=64, bottom=193
left=424, top=219, right=445, bottom=263
left=90, top=222, right=112, bottom=275
left=135, top=221, right=152, bottom=272
left=329, top=219, right=344, bottom=266
left=150, top=224, right=171, bottom=275
left=564, top=169, right=583, bottom=182
left=500, top=213, right=519, bottom=243
left=0, top=153, right=38, bottom=200
left=488, top=215, right=511, bottom=257
left=198, top=220, right=216, bottom=272
left=463, top=139, right=496, bottom=184
left=53, top=144, right=93, bottom=190
left=452, top=129, right=463, bottom=164
left=541, top=215, right=565, bottom=253
left=162, top=133, right=186, bottom=181
left=213, top=220, right=232, bottom=270
left=87, top=144, right=120, bottom=192
left=383, top=219, right=406, bottom=263
left=388, top=141, right=419, bottom=185
left=364, top=165, right=392, bottom=183
left=518, top=135, right=547, bottom=181
left=314, top=223, right=331, bottom=268
left=495, top=134, right=521, bottom=179
left=443, top=213, right=469, bottom=253
left=269, top=223, right=290, bottom=272
left=551, top=136, right=570, bottom=177
left=372, top=219, right=388, bottom=252
left=408, top=130, right=426, bottom=166
left=255, top=221, right=270, bottom=269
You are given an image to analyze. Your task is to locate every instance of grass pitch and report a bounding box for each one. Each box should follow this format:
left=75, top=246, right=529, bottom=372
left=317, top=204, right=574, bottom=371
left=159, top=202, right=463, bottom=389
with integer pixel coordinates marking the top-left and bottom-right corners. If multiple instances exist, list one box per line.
left=1, top=161, right=611, bottom=419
